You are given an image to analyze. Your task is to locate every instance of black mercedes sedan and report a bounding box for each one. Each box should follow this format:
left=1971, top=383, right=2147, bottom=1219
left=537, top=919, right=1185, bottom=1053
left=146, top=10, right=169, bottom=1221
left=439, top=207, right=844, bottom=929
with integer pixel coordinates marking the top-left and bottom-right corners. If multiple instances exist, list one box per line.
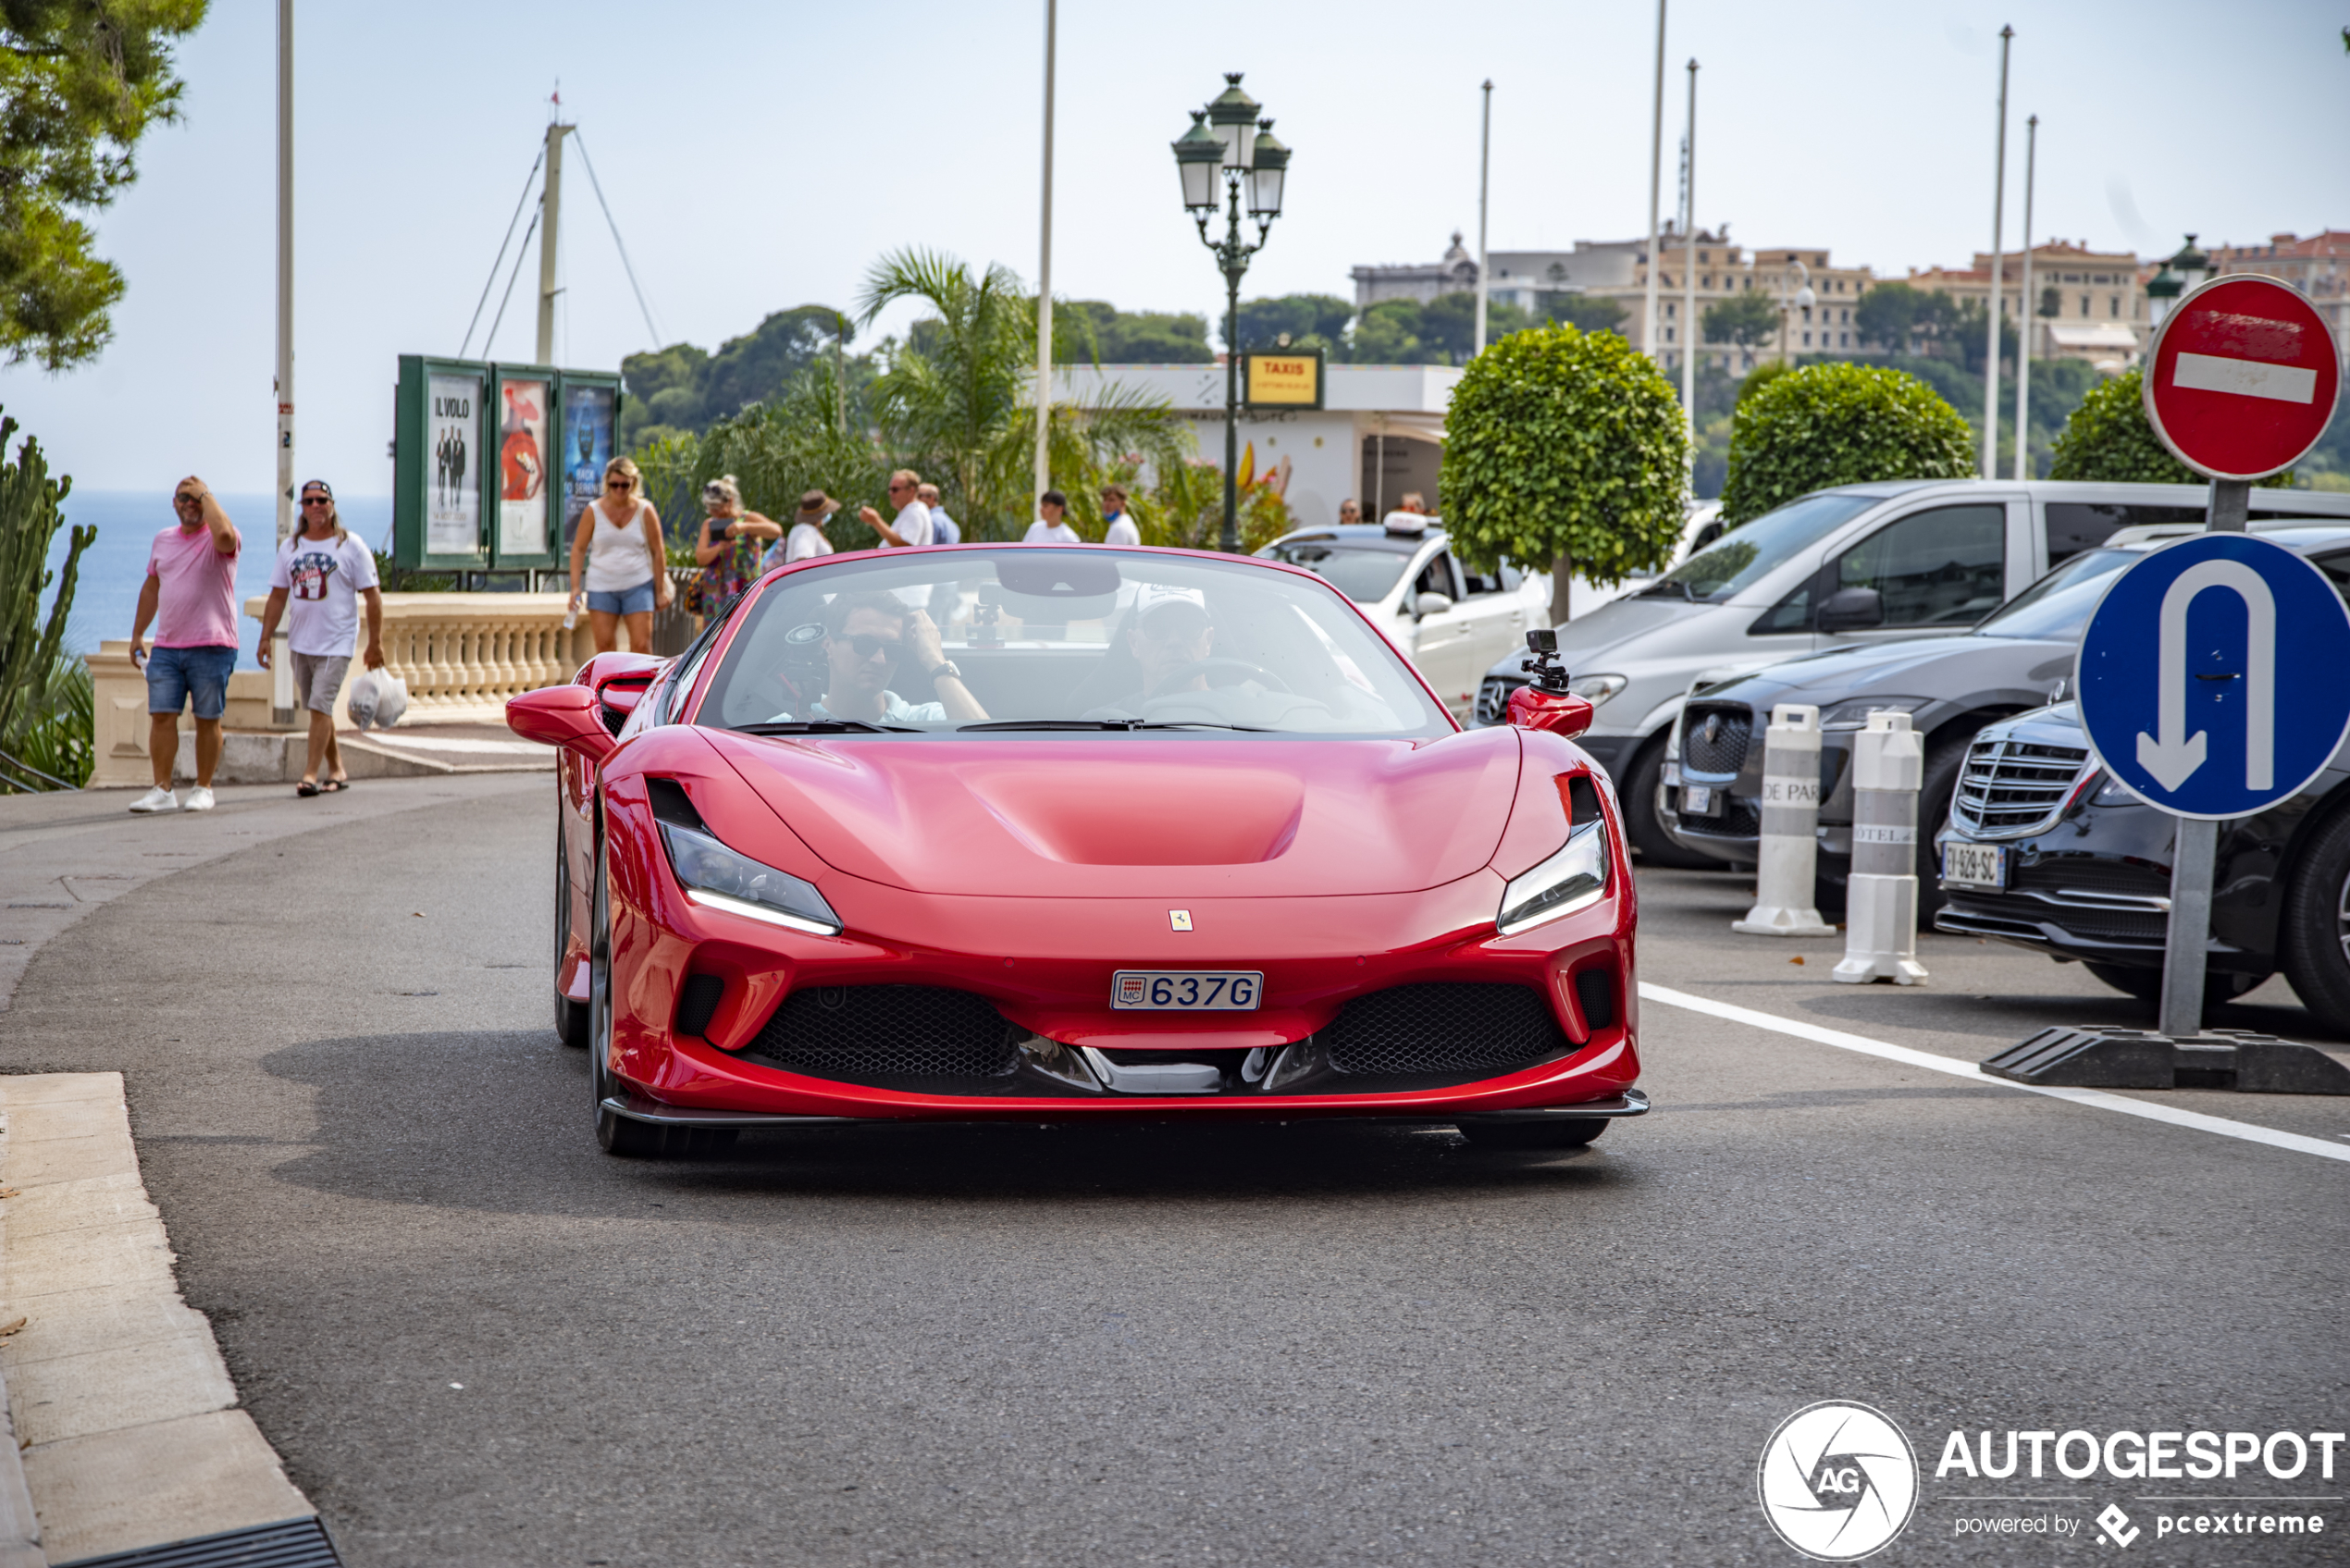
left=1662, top=522, right=2350, bottom=916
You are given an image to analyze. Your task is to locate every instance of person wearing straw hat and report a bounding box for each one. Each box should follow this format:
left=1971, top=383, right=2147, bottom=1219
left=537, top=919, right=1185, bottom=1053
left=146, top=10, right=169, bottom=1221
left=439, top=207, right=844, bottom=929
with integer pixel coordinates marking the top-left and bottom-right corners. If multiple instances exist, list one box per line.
left=768, top=491, right=839, bottom=571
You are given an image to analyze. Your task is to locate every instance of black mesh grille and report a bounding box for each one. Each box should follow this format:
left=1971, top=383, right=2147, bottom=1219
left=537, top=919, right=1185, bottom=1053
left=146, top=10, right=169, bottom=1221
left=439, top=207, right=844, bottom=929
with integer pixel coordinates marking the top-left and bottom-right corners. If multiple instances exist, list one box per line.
left=2013, top=857, right=2169, bottom=898
left=1322, top=983, right=1568, bottom=1076
left=748, top=985, right=1018, bottom=1080
left=1682, top=706, right=1752, bottom=774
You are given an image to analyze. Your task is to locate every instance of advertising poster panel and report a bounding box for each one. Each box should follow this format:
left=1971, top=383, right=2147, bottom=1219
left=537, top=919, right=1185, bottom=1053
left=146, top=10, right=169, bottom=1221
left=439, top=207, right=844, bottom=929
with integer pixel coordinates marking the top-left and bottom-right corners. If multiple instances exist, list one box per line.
left=498, top=377, right=550, bottom=556
left=562, top=383, right=616, bottom=553
left=427, top=371, right=482, bottom=555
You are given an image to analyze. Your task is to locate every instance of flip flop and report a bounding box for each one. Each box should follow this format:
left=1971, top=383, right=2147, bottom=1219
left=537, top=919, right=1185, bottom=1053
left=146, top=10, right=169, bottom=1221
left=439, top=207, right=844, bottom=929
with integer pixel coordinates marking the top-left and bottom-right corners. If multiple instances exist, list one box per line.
left=322, top=778, right=352, bottom=792
left=296, top=781, right=321, bottom=797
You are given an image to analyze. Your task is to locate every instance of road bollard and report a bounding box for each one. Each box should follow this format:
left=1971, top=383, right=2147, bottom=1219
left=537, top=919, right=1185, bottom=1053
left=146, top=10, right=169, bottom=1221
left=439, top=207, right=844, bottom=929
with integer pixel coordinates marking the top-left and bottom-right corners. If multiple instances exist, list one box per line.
left=1833, top=710, right=1929, bottom=985
left=1732, top=704, right=1837, bottom=937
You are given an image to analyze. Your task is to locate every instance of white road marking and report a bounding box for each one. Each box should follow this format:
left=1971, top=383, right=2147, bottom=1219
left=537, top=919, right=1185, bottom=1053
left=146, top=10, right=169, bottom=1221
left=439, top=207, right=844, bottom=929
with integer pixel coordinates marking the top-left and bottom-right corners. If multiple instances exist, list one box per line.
left=2173, top=351, right=2318, bottom=404
left=1639, top=982, right=2350, bottom=1165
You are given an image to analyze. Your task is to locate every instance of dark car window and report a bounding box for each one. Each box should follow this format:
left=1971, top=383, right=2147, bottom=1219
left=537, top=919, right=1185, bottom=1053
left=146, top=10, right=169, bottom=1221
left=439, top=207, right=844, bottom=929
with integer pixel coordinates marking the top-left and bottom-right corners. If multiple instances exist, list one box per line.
left=1973, top=547, right=2139, bottom=642
left=1415, top=550, right=1464, bottom=601
left=1639, top=491, right=1879, bottom=601
left=1257, top=538, right=1415, bottom=603
left=1834, top=504, right=2006, bottom=627
left=1461, top=560, right=1511, bottom=596
left=2045, top=502, right=2204, bottom=564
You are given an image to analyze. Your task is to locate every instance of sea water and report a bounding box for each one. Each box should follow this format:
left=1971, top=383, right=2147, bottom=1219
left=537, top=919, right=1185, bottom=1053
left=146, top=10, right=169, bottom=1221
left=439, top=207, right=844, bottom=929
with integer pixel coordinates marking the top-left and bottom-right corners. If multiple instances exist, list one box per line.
left=38, top=492, right=393, bottom=671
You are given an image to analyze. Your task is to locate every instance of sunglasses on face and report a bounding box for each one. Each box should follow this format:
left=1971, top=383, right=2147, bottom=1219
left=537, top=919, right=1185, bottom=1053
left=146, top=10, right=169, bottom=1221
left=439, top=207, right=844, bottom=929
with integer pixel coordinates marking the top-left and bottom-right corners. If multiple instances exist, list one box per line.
left=302, top=494, right=331, bottom=506
left=840, top=634, right=903, bottom=661
left=606, top=479, right=631, bottom=490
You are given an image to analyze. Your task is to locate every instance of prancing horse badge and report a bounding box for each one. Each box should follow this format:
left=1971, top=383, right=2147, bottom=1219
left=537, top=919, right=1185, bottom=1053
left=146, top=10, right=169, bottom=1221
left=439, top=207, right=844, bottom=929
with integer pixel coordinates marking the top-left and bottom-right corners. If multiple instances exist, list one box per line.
left=1169, top=910, right=1194, bottom=932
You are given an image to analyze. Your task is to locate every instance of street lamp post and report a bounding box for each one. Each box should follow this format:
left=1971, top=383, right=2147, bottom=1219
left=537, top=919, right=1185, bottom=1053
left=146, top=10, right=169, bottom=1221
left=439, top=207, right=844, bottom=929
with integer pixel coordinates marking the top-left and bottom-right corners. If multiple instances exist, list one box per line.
left=2145, top=234, right=2209, bottom=332
left=1172, top=75, right=1289, bottom=553
left=1775, top=258, right=1813, bottom=367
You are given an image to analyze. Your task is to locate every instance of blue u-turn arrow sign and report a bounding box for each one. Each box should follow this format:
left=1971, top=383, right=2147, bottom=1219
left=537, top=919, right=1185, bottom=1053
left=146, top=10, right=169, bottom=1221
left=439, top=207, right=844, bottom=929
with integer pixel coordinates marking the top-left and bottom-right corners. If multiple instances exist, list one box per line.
left=2076, top=532, right=2350, bottom=820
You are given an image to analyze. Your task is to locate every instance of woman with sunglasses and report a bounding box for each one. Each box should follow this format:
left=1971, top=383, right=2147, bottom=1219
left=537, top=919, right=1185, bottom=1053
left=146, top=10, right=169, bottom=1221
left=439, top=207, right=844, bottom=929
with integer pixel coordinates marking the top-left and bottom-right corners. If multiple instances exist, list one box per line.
left=567, top=456, right=673, bottom=654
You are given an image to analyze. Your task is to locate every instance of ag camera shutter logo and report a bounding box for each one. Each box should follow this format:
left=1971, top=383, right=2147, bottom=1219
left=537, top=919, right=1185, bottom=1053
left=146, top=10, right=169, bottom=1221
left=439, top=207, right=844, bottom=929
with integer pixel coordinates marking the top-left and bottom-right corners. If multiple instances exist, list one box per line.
left=1758, top=1401, right=1920, bottom=1561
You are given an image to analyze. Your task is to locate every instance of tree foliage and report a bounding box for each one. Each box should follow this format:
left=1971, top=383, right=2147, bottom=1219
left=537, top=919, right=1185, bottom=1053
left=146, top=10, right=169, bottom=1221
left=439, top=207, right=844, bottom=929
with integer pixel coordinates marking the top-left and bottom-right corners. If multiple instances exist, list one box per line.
left=2047, top=367, right=2295, bottom=489
left=1720, top=362, right=1975, bottom=524
left=633, top=357, right=887, bottom=550
left=857, top=248, right=1191, bottom=539
left=1231, top=292, right=1354, bottom=354
left=619, top=305, right=865, bottom=448
left=1538, top=292, right=1627, bottom=335
left=1062, top=301, right=1211, bottom=363
left=1702, top=290, right=1778, bottom=347
left=0, top=0, right=207, bottom=369
left=0, top=409, right=91, bottom=785
left=1441, top=324, right=1688, bottom=623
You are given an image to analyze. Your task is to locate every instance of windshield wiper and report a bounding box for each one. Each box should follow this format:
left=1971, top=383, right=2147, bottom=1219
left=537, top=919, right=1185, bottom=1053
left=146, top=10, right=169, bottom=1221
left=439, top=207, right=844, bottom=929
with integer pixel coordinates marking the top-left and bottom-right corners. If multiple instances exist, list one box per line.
left=1132, top=721, right=1275, bottom=732
left=735, top=720, right=915, bottom=735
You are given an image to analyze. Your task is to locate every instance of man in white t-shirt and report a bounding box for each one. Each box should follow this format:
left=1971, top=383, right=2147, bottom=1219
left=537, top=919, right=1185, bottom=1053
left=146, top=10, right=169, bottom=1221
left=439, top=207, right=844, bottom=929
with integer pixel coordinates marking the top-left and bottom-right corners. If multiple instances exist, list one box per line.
left=1100, top=483, right=1141, bottom=546
left=256, top=480, right=384, bottom=795
left=860, top=470, right=935, bottom=549
left=1023, top=489, right=1081, bottom=544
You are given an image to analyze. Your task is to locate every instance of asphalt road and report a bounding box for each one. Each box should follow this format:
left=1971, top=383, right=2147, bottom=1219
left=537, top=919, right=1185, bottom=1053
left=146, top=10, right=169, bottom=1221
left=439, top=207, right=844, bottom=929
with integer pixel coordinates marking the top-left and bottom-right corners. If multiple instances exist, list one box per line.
left=4, top=780, right=2344, bottom=1566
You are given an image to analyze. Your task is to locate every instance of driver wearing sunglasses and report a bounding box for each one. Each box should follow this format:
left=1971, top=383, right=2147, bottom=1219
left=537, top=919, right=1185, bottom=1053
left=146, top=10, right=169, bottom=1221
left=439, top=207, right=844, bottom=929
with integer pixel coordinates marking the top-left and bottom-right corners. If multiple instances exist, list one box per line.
left=807, top=591, right=987, bottom=725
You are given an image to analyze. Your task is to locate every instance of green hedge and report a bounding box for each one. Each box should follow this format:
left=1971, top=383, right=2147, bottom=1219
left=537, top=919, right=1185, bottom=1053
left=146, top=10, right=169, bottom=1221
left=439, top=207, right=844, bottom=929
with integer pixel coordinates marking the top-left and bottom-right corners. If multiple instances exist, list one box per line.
left=1719, top=362, right=1975, bottom=525
left=2047, top=367, right=2294, bottom=488
left=1440, top=324, right=1687, bottom=612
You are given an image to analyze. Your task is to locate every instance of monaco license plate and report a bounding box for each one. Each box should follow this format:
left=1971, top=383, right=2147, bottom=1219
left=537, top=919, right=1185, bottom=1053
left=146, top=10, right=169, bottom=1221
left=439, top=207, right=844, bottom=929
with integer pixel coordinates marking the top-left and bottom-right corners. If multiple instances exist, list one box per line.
left=1683, top=784, right=1717, bottom=816
left=1112, top=971, right=1262, bottom=1010
left=1942, top=841, right=2008, bottom=890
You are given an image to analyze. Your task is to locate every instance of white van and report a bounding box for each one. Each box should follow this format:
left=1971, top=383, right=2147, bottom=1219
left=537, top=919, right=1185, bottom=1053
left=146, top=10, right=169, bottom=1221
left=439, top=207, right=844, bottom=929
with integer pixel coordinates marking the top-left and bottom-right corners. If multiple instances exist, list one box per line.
left=1467, top=479, right=2350, bottom=864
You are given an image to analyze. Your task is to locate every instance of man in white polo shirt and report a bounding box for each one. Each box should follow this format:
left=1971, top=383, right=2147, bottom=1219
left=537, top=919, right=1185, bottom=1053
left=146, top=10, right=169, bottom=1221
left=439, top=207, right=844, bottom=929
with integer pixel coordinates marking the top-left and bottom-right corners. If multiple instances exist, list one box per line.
left=859, top=470, right=935, bottom=549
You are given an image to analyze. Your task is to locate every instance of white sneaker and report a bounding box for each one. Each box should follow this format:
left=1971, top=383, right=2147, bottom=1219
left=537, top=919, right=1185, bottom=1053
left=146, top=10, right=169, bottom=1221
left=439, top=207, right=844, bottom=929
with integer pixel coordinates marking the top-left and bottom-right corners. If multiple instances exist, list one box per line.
left=129, top=786, right=179, bottom=814
left=179, top=785, right=216, bottom=811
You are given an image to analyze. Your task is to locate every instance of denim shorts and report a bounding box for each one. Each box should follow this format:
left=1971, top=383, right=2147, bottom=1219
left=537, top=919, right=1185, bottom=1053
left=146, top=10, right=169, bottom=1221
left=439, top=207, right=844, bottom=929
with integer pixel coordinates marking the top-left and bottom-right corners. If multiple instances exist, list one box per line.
left=146, top=644, right=238, bottom=720
left=586, top=581, right=657, bottom=616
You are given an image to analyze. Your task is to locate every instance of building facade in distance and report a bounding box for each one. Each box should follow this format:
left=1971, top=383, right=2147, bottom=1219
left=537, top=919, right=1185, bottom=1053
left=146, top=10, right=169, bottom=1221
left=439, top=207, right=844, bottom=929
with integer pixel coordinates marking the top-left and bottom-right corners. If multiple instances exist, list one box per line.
left=1907, top=241, right=2146, bottom=372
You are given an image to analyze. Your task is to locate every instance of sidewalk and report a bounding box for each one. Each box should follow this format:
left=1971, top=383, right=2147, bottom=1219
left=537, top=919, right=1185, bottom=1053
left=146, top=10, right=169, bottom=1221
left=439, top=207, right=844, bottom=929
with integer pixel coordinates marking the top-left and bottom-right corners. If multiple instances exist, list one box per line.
left=0, top=775, right=542, bottom=1562
left=168, top=722, right=551, bottom=788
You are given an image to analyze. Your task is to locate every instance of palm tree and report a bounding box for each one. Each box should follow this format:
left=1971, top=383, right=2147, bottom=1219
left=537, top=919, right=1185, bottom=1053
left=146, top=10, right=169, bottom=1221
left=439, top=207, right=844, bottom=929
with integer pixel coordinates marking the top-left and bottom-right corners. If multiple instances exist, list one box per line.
left=858, top=248, right=1191, bottom=539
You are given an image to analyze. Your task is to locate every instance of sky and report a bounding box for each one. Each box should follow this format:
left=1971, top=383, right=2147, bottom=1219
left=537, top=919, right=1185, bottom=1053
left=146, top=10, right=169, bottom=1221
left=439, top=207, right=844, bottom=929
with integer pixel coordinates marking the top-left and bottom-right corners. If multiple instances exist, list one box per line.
left=3, top=0, right=2345, bottom=500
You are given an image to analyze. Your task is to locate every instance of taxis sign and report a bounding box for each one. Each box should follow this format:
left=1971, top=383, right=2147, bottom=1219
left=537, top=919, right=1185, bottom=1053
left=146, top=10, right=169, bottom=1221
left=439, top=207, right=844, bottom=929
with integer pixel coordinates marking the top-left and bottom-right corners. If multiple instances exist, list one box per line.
left=1243, top=349, right=1324, bottom=410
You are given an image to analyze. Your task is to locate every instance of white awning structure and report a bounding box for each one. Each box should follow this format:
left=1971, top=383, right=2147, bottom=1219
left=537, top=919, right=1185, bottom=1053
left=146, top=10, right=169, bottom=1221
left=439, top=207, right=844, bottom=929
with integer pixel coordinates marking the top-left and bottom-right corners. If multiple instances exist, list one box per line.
left=2046, top=324, right=2140, bottom=349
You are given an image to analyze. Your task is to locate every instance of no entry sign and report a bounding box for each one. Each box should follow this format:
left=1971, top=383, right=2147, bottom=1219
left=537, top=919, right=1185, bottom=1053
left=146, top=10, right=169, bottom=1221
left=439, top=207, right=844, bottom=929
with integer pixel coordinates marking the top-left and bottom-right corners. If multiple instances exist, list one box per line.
left=2142, top=275, right=2342, bottom=481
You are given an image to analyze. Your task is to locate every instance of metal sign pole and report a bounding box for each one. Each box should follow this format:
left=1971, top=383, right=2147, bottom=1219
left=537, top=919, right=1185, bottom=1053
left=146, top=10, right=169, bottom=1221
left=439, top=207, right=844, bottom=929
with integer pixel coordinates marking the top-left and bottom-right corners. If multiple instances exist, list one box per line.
left=2156, top=475, right=2251, bottom=1038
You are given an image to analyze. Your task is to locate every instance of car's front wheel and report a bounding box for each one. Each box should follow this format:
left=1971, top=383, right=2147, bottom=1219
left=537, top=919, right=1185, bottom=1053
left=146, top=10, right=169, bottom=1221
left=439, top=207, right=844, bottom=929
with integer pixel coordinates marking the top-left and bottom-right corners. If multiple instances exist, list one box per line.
left=2278, top=806, right=2350, bottom=1032
left=553, top=808, right=588, bottom=1049
left=1622, top=733, right=1722, bottom=870
left=588, top=824, right=736, bottom=1159
left=1457, top=1117, right=1609, bottom=1150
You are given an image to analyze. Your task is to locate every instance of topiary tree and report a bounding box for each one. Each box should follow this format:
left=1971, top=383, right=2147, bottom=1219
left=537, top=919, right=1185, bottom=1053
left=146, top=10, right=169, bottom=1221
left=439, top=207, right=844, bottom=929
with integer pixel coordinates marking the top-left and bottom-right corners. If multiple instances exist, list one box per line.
left=1441, top=323, right=1688, bottom=624
left=2047, top=366, right=2295, bottom=488
left=1720, top=361, right=1974, bottom=525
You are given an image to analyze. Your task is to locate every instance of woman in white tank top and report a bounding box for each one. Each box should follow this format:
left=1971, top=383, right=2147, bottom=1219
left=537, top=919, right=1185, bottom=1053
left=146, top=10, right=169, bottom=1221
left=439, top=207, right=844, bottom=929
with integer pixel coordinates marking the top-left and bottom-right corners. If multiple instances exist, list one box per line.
left=565, top=456, right=674, bottom=654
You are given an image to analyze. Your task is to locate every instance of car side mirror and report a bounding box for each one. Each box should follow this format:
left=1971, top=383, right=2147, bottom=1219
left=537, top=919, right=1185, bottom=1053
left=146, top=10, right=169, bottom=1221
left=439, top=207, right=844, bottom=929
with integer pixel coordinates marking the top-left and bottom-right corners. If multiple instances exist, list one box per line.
left=1505, top=684, right=1595, bottom=739
left=1817, top=586, right=1886, bottom=632
left=1415, top=590, right=1454, bottom=619
left=508, top=685, right=617, bottom=764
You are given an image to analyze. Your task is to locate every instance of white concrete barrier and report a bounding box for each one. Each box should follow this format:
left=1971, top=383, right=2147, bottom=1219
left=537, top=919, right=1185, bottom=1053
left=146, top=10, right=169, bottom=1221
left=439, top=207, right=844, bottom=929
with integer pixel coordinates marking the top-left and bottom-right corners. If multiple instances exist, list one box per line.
left=1833, top=710, right=1929, bottom=985
left=1732, top=704, right=1836, bottom=937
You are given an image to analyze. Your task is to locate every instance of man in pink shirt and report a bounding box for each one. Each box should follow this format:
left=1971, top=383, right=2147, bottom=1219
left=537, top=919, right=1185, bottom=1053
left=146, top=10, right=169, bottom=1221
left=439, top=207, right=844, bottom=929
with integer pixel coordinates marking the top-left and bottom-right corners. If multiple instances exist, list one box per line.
left=128, top=476, right=241, bottom=812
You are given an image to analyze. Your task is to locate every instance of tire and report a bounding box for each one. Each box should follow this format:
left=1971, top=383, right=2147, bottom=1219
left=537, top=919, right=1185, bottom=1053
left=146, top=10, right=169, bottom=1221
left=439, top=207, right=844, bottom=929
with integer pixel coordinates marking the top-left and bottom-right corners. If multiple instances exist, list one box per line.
left=1456, top=1117, right=1610, bottom=1150
left=1622, top=733, right=1721, bottom=870
left=553, top=811, right=588, bottom=1049
left=1912, top=738, right=1970, bottom=918
left=2084, top=961, right=2257, bottom=1010
left=588, top=827, right=736, bottom=1159
left=2279, top=806, right=2350, bottom=1032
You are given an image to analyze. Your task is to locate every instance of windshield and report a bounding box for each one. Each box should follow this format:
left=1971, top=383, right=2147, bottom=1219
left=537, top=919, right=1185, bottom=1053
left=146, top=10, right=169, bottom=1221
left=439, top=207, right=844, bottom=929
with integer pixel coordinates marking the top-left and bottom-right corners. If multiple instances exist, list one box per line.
left=694, top=549, right=1452, bottom=737
left=1255, top=537, right=1416, bottom=602
left=1639, top=491, right=1881, bottom=602
left=1973, top=548, right=2139, bottom=642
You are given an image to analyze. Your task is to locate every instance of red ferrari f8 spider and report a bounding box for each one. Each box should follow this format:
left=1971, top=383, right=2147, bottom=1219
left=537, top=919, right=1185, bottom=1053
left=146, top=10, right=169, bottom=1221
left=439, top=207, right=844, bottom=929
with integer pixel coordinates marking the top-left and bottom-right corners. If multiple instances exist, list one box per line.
left=507, top=545, right=1645, bottom=1156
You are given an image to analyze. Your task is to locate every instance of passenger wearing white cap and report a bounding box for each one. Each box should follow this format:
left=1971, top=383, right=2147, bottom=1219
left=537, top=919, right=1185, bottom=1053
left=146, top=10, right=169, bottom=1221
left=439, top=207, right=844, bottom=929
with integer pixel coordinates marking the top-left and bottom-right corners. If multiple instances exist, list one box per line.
left=1115, top=586, right=1216, bottom=707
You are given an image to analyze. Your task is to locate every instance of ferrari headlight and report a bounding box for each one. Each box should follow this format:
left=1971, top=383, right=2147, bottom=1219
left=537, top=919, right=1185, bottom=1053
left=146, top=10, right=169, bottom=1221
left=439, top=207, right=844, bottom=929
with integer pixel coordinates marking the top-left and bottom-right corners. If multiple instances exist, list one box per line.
left=659, top=821, right=842, bottom=936
left=1497, top=822, right=1610, bottom=935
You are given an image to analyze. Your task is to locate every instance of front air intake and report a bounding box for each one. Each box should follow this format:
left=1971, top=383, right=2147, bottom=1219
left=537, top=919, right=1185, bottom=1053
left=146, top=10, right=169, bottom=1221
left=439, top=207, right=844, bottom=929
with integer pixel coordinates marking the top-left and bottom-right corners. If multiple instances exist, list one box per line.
left=1322, top=983, right=1567, bottom=1076
left=746, top=985, right=1019, bottom=1080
